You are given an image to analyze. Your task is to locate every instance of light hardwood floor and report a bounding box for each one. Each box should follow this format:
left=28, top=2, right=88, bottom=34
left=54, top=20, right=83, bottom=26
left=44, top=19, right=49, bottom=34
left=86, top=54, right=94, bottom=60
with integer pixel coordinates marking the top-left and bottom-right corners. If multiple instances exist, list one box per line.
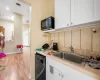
left=0, top=47, right=30, bottom=80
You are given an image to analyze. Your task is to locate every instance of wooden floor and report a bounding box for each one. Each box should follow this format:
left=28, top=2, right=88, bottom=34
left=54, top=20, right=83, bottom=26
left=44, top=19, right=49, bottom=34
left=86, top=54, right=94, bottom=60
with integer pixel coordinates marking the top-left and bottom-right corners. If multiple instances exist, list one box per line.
left=0, top=53, right=30, bottom=80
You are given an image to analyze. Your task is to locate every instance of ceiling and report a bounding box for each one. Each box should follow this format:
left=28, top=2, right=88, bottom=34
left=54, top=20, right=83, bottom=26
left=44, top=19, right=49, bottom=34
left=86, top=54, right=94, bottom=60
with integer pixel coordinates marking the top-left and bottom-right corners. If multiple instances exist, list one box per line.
left=0, top=0, right=30, bottom=24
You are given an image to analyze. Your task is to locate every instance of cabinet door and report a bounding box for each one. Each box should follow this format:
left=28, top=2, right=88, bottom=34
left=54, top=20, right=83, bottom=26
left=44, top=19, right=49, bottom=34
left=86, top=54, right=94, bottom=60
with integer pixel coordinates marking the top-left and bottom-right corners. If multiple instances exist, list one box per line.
left=71, top=0, right=94, bottom=25
left=94, top=0, right=100, bottom=21
left=46, top=58, right=95, bottom=80
left=55, top=0, right=70, bottom=29
left=46, top=58, right=63, bottom=80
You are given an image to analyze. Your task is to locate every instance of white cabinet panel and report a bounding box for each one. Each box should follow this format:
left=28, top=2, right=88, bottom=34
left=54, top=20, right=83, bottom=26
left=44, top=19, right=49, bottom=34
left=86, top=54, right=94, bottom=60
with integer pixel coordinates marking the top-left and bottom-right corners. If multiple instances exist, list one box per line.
left=46, top=60, right=62, bottom=80
left=71, top=0, right=94, bottom=25
left=55, top=0, right=70, bottom=29
left=46, top=57, right=95, bottom=80
left=94, top=0, right=100, bottom=21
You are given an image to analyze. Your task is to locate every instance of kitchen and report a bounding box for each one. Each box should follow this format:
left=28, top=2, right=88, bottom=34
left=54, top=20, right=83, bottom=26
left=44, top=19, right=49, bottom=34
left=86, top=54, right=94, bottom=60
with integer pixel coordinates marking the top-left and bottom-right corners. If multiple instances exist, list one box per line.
left=23, top=0, right=100, bottom=80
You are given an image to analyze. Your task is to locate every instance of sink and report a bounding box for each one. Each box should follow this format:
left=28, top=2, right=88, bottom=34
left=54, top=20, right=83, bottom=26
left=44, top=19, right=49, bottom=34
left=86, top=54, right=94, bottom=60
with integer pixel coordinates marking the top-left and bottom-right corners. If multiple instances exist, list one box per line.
left=52, top=52, right=83, bottom=64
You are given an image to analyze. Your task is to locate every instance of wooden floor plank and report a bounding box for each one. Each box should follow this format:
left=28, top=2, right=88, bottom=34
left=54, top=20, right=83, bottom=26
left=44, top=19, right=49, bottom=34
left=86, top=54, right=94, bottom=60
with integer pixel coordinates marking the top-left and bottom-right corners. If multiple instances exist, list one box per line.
left=0, top=54, right=29, bottom=80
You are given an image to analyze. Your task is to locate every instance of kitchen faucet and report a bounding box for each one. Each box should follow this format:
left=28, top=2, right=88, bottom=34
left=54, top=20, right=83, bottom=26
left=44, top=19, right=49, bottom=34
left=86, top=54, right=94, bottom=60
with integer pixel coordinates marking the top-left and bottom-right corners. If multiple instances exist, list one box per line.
left=70, top=46, right=74, bottom=53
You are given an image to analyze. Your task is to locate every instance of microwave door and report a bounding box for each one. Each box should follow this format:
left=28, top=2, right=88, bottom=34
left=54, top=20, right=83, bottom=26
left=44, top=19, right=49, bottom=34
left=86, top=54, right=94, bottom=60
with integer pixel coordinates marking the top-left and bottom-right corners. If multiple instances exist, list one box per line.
left=48, top=19, right=51, bottom=29
left=46, top=20, right=49, bottom=30
left=42, top=21, right=46, bottom=30
left=46, top=19, right=51, bottom=30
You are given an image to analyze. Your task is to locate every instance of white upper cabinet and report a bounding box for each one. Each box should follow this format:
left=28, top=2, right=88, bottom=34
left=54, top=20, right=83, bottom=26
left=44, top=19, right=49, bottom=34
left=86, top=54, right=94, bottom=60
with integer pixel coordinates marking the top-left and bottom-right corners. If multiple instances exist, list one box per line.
left=71, top=0, right=94, bottom=25
left=55, top=0, right=70, bottom=29
left=94, top=0, right=100, bottom=21
left=55, top=0, right=100, bottom=29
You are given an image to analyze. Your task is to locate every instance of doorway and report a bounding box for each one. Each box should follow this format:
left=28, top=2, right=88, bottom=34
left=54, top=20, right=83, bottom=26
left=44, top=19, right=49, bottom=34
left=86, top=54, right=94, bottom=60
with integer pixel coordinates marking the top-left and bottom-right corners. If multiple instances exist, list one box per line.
left=0, top=0, right=31, bottom=80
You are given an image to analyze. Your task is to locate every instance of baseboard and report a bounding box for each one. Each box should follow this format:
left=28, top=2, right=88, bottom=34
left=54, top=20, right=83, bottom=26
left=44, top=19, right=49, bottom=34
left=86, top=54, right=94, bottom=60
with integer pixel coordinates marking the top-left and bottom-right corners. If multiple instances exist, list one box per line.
left=6, top=52, right=19, bottom=55
left=29, top=74, right=35, bottom=80
left=24, top=46, right=30, bottom=47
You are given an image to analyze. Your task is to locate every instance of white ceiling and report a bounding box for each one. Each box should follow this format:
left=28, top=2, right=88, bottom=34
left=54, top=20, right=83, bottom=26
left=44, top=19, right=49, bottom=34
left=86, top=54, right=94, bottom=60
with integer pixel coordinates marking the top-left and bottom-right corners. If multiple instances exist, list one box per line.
left=0, top=0, right=30, bottom=24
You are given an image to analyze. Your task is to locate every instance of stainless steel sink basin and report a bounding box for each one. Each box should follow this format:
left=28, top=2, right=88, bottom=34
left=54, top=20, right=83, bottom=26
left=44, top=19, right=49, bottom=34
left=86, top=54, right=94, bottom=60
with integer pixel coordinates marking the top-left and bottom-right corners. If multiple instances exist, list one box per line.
left=52, top=52, right=83, bottom=64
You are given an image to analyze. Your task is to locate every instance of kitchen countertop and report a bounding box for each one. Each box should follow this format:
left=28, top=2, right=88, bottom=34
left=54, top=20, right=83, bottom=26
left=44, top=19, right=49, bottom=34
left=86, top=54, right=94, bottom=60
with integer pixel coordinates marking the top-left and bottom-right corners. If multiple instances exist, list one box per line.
left=36, top=50, right=100, bottom=80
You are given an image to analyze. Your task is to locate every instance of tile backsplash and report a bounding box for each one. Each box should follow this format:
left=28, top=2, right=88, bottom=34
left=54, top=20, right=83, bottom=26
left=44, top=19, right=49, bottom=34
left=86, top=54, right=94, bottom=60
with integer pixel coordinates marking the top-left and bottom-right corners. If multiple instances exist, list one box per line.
left=50, top=24, right=100, bottom=57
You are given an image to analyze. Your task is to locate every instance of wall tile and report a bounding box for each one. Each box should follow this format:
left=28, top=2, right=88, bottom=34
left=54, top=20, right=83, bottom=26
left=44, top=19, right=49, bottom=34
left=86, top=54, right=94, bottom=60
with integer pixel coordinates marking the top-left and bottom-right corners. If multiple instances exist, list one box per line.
left=58, top=32, right=65, bottom=50
left=92, top=26, right=100, bottom=52
left=72, top=29, right=81, bottom=49
left=81, top=28, right=92, bottom=51
left=54, top=33, right=59, bottom=42
left=65, top=31, right=71, bottom=48
left=49, top=25, right=100, bottom=56
left=50, top=33, right=55, bottom=42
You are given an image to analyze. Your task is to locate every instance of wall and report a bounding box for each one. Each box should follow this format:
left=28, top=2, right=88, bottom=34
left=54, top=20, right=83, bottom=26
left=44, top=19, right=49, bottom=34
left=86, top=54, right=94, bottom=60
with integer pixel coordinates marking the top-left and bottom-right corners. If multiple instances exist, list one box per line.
left=23, top=24, right=30, bottom=46
left=30, top=0, right=54, bottom=79
left=23, top=24, right=29, bottom=32
left=20, top=0, right=54, bottom=79
left=14, top=13, right=23, bottom=47
left=50, top=24, right=100, bottom=57
left=3, top=14, right=23, bottom=53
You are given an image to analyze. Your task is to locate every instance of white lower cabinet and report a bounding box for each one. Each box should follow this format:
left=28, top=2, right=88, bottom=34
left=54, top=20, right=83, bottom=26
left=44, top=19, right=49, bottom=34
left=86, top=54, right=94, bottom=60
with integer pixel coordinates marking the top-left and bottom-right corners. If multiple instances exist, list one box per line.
left=46, top=57, right=95, bottom=80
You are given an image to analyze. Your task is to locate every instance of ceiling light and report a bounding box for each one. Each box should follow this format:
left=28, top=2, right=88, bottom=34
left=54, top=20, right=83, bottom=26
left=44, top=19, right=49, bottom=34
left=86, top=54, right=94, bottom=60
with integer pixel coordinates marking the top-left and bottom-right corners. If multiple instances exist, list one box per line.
left=6, top=7, right=10, bottom=11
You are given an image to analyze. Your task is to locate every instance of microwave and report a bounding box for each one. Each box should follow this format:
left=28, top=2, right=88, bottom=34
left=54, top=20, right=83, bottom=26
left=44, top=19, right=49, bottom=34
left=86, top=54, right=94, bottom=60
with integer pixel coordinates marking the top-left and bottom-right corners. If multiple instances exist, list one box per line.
left=41, top=16, right=54, bottom=31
